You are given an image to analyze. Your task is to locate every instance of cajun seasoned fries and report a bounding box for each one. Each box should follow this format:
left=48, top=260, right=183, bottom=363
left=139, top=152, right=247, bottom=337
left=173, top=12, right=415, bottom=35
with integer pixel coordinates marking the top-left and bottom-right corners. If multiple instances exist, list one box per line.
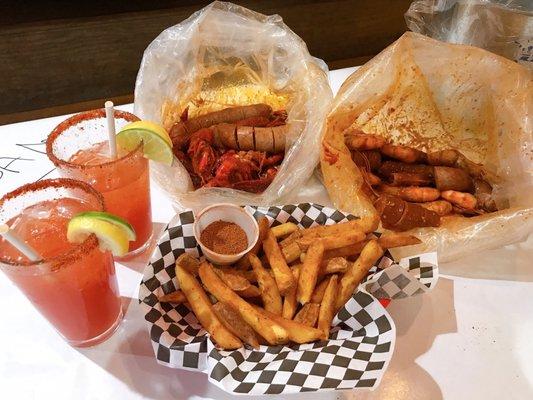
left=159, top=216, right=421, bottom=350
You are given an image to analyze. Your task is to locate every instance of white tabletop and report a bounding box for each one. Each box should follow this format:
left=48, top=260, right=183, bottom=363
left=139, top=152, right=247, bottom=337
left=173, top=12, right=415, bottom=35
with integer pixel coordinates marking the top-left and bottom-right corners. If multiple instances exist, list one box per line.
left=1, top=68, right=532, bottom=400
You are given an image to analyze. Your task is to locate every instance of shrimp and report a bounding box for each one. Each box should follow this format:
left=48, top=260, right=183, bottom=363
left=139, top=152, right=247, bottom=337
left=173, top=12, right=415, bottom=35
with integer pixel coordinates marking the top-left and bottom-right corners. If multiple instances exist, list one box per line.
left=441, top=190, right=477, bottom=210
left=419, top=200, right=453, bottom=216
left=452, top=206, right=483, bottom=216
left=427, top=149, right=460, bottom=166
left=344, top=133, right=386, bottom=151
left=351, top=150, right=382, bottom=171
left=365, top=171, right=382, bottom=186
left=380, top=144, right=427, bottom=164
left=378, top=185, right=440, bottom=202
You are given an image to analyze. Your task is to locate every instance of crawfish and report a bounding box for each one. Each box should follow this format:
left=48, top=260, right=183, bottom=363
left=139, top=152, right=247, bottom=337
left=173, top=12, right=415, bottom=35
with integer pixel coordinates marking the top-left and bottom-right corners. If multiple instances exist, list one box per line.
left=187, top=128, right=218, bottom=185
left=206, top=151, right=283, bottom=193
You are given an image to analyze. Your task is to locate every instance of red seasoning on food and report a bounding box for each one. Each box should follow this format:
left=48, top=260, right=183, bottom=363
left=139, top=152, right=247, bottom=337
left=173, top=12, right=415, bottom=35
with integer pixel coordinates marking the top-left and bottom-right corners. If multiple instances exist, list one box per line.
left=200, top=220, right=248, bottom=255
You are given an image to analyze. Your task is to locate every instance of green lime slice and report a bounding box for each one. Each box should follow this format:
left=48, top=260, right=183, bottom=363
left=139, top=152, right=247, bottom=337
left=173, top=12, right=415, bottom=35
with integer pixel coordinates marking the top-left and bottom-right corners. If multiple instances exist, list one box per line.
left=73, top=211, right=136, bottom=241
left=67, top=214, right=131, bottom=257
left=116, top=121, right=173, bottom=165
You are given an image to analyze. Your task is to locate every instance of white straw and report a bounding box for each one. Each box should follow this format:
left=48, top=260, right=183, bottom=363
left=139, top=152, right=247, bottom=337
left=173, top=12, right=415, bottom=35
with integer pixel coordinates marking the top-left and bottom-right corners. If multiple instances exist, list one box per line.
left=105, top=100, right=117, bottom=159
left=0, top=224, right=42, bottom=262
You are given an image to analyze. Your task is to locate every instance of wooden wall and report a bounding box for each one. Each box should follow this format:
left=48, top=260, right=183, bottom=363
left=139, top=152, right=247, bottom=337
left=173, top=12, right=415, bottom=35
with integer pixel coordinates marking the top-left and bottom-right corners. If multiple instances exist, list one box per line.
left=0, top=0, right=412, bottom=124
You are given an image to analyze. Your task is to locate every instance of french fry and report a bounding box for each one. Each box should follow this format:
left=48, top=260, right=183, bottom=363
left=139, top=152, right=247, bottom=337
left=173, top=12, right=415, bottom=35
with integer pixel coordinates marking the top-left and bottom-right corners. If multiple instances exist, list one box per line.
left=176, top=253, right=200, bottom=276
left=318, top=275, right=338, bottom=338
left=321, top=257, right=349, bottom=275
left=218, top=268, right=257, bottom=283
left=176, top=262, right=242, bottom=349
left=377, top=233, right=421, bottom=249
left=297, top=241, right=324, bottom=305
left=281, top=241, right=302, bottom=264
left=282, top=267, right=300, bottom=319
left=296, top=230, right=365, bottom=251
left=300, top=220, right=366, bottom=239
left=198, top=262, right=288, bottom=345
left=212, top=302, right=260, bottom=348
left=235, top=216, right=270, bottom=270
left=280, top=230, right=302, bottom=247
left=258, top=306, right=326, bottom=344
left=311, top=235, right=376, bottom=262
left=159, top=290, right=187, bottom=304
left=336, top=240, right=384, bottom=311
left=263, top=230, right=296, bottom=295
left=235, top=285, right=261, bottom=298
left=271, top=222, right=298, bottom=238
left=249, top=254, right=282, bottom=315
left=213, top=268, right=251, bottom=291
left=322, top=241, right=367, bottom=260
left=281, top=217, right=377, bottom=249
left=320, top=234, right=418, bottom=261
left=290, top=264, right=302, bottom=273
left=294, top=303, right=320, bottom=327
left=310, top=278, right=329, bottom=303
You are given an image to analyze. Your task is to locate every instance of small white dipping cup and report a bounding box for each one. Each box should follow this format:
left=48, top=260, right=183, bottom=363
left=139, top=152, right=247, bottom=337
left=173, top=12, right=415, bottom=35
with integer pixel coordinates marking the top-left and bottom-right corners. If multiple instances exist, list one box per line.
left=193, top=203, right=259, bottom=265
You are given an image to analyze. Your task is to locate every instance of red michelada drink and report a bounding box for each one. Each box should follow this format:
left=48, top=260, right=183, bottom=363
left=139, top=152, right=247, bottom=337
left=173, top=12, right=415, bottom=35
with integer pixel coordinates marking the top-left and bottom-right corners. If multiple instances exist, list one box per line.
left=0, top=179, right=123, bottom=347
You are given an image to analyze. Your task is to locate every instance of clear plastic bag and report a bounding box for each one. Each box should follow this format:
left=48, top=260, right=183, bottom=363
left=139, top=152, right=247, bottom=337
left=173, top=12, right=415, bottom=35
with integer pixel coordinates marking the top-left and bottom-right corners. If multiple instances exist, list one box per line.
left=405, top=0, right=533, bottom=69
left=134, top=1, right=332, bottom=211
left=321, top=32, right=533, bottom=262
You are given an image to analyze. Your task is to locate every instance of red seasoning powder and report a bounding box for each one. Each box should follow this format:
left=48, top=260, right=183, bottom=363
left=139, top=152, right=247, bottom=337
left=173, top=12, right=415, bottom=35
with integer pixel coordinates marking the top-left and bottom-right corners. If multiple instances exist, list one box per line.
left=200, top=220, right=248, bottom=255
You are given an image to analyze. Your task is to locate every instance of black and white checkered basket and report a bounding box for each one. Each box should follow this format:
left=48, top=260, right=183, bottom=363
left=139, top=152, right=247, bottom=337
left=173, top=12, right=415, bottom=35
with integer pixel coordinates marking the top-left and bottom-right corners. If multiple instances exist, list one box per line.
left=139, top=203, right=438, bottom=395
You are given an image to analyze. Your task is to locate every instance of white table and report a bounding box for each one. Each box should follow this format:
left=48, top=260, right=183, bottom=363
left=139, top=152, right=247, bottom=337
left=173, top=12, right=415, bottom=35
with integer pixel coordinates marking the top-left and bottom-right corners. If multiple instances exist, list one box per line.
left=1, top=68, right=532, bottom=400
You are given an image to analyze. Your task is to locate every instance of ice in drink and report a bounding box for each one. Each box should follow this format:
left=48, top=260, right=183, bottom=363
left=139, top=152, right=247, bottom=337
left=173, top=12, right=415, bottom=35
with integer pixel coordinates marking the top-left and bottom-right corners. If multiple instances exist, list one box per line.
left=0, top=179, right=122, bottom=347
left=69, top=142, right=152, bottom=253
left=46, top=109, right=153, bottom=258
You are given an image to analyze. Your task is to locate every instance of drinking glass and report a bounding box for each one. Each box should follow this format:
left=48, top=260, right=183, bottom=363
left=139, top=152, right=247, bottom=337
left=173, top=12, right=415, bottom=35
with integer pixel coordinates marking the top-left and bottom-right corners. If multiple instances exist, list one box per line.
left=0, top=178, right=122, bottom=347
left=47, top=109, right=152, bottom=258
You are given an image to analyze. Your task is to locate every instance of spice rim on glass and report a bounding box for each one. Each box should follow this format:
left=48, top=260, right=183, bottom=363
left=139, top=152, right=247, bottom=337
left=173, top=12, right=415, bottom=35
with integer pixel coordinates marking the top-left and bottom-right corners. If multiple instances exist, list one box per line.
left=46, top=108, right=153, bottom=259
left=0, top=178, right=123, bottom=347
left=193, top=203, right=259, bottom=265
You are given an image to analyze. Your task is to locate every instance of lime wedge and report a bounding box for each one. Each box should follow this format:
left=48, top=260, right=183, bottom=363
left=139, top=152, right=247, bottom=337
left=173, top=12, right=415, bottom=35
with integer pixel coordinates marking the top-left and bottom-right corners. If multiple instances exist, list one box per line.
left=117, top=121, right=173, bottom=165
left=73, top=211, right=136, bottom=241
left=67, top=212, right=135, bottom=256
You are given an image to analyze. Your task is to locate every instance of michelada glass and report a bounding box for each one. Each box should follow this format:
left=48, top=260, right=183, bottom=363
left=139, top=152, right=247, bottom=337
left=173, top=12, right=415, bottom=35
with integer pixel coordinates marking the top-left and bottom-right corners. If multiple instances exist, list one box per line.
left=0, top=178, right=122, bottom=347
left=46, top=109, right=152, bottom=258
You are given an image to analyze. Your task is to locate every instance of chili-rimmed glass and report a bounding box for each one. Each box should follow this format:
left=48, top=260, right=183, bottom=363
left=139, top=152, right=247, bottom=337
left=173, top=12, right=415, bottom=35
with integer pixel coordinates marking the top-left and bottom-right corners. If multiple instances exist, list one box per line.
left=0, top=178, right=122, bottom=347
left=46, top=109, right=152, bottom=258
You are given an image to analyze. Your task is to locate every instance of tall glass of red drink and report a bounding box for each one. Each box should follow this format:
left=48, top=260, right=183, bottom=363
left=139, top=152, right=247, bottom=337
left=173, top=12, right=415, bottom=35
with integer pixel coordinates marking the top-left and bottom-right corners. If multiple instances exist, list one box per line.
left=0, top=178, right=122, bottom=347
left=46, top=109, right=152, bottom=259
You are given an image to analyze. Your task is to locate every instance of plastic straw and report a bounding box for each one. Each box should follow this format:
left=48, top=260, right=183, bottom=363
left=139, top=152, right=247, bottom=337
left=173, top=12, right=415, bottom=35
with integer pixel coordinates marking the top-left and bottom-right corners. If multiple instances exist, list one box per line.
left=105, top=101, right=117, bottom=159
left=0, top=224, right=42, bottom=262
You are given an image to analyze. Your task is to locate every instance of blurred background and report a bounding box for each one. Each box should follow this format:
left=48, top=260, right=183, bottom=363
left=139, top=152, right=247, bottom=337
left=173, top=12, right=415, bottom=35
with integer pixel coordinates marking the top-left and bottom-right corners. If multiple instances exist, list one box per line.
left=1, top=0, right=530, bottom=125
left=0, top=0, right=413, bottom=125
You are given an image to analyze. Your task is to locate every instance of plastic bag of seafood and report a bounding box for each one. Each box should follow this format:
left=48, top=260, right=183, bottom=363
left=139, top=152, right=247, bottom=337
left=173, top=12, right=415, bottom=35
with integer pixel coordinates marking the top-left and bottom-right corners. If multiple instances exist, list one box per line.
left=320, top=32, right=532, bottom=263
left=134, top=1, right=332, bottom=210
